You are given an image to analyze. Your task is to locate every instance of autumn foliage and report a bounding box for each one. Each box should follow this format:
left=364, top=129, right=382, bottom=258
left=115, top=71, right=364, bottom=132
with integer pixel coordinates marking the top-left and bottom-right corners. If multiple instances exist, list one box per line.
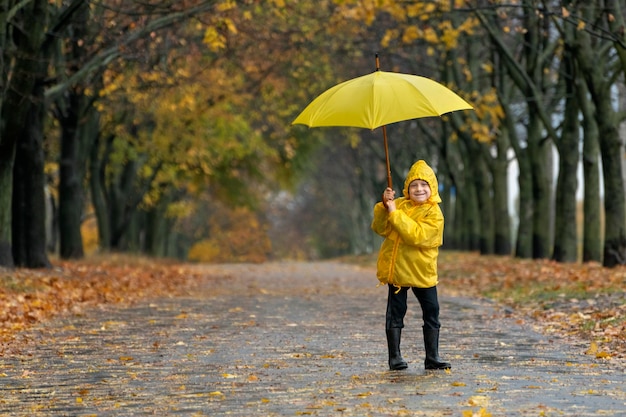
left=187, top=206, right=272, bottom=263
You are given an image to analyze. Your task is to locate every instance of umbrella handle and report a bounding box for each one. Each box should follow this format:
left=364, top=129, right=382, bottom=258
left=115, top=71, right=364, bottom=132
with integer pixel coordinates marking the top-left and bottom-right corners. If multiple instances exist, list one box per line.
left=382, top=125, right=392, bottom=188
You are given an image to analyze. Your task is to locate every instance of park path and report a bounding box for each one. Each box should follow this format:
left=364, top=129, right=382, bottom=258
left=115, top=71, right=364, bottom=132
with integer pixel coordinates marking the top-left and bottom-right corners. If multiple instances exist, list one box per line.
left=0, top=261, right=623, bottom=416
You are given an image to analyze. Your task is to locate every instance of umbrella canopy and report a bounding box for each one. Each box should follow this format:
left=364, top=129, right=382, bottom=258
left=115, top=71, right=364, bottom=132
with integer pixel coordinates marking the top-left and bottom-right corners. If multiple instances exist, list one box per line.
left=292, top=70, right=473, bottom=130
left=292, top=60, right=473, bottom=188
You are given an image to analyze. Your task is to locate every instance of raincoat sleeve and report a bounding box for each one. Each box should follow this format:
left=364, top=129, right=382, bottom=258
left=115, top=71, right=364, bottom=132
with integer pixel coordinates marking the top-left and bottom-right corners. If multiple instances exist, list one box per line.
left=388, top=204, right=443, bottom=248
left=371, top=202, right=392, bottom=237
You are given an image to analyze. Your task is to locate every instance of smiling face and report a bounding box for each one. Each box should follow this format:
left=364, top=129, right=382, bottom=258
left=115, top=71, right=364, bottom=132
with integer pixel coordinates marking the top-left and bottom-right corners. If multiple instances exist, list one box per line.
left=408, top=179, right=431, bottom=204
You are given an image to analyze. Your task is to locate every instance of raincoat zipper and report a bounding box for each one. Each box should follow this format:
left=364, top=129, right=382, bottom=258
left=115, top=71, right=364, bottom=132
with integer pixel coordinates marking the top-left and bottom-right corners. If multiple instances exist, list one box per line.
left=387, top=234, right=402, bottom=294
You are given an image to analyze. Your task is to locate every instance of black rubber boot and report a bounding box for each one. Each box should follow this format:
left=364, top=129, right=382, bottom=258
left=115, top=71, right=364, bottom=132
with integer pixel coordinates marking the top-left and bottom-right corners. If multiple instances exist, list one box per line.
left=423, top=328, right=451, bottom=370
left=386, top=328, right=408, bottom=370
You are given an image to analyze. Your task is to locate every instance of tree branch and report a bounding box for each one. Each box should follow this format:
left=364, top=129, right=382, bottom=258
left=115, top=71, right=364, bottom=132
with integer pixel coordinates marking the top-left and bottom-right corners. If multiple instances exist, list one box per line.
left=45, top=1, right=218, bottom=102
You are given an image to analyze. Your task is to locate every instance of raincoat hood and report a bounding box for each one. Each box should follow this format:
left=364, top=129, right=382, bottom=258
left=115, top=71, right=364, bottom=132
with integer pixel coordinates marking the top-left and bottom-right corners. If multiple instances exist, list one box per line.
left=402, top=160, right=442, bottom=204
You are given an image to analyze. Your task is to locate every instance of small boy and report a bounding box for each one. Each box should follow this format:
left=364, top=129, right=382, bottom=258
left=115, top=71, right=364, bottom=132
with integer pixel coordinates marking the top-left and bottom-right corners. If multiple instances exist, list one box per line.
left=371, top=160, right=451, bottom=371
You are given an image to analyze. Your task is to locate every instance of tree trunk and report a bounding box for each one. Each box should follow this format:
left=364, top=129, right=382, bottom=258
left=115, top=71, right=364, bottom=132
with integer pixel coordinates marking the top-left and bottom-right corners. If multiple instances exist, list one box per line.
left=11, top=1, right=52, bottom=268
left=444, top=139, right=465, bottom=249
left=0, top=0, right=49, bottom=267
left=515, top=146, right=534, bottom=259
left=581, top=112, right=602, bottom=263
left=473, top=145, right=494, bottom=254
left=0, top=145, right=15, bottom=267
left=145, top=197, right=172, bottom=257
left=573, top=48, right=602, bottom=264
left=552, top=48, right=580, bottom=262
left=527, top=109, right=552, bottom=259
left=109, top=159, right=139, bottom=250
left=89, top=130, right=111, bottom=252
left=457, top=140, right=481, bottom=251
left=597, top=119, right=626, bottom=267
left=57, top=1, right=95, bottom=260
left=58, top=93, right=86, bottom=260
left=441, top=136, right=463, bottom=249
left=12, top=85, right=52, bottom=268
left=438, top=163, right=455, bottom=248
left=575, top=24, right=626, bottom=267
left=492, top=140, right=511, bottom=255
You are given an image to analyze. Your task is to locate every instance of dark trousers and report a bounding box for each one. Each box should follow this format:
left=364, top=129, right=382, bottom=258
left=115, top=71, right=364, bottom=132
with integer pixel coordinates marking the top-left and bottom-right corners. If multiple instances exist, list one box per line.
left=386, top=284, right=440, bottom=330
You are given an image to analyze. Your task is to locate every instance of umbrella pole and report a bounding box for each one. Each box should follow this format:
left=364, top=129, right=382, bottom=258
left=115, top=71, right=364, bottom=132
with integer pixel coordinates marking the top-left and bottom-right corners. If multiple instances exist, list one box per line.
left=377, top=54, right=392, bottom=188
left=382, top=125, right=392, bottom=188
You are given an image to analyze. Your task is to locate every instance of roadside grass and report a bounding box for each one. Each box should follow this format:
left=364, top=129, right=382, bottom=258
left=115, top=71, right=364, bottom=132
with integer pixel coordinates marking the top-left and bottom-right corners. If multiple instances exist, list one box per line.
left=438, top=251, right=625, bottom=364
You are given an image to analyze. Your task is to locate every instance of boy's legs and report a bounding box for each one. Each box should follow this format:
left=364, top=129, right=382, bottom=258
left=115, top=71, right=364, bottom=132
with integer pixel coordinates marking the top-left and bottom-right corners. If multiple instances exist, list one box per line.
left=386, top=285, right=409, bottom=329
left=411, top=286, right=440, bottom=329
left=385, top=285, right=409, bottom=370
left=412, top=286, right=451, bottom=370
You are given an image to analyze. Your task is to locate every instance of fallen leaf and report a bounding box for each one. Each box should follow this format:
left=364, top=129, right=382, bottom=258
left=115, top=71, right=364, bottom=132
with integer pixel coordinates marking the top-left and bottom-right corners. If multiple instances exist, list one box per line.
left=468, top=396, right=489, bottom=407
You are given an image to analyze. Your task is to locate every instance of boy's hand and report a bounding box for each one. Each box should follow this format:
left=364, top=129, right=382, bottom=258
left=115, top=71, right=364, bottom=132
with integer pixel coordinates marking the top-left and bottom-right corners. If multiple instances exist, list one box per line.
left=382, top=188, right=395, bottom=211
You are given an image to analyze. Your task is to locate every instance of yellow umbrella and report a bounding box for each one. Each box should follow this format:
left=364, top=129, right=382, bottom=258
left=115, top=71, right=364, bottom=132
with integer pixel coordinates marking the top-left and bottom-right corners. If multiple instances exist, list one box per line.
left=292, top=57, right=473, bottom=187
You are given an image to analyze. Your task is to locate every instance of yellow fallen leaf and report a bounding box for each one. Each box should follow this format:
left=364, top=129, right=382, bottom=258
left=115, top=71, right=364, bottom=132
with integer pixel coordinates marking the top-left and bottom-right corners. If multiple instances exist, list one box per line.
left=463, top=408, right=492, bottom=417
left=387, top=397, right=404, bottom=403
left=222, top=373, right=237, bottom=379
left=585, top=342, right=598, bottom=355
left=468, top=396, right=489, bottom=407
left=452, top=381, right=466, bottom=387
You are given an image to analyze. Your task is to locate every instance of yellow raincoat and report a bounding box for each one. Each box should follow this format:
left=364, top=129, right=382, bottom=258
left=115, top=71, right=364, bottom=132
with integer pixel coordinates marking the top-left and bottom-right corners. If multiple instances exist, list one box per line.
left=371, top=160, right=443, bottom=290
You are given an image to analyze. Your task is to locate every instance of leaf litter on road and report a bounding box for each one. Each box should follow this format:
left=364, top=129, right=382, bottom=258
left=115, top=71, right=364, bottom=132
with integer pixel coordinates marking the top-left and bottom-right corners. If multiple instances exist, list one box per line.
left=0, top=253, right=624, bottom=416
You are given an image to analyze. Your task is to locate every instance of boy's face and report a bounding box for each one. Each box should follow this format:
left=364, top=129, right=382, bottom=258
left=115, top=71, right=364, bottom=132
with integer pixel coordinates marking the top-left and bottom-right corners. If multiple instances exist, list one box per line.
left=408, top=179, right=431, bottom=203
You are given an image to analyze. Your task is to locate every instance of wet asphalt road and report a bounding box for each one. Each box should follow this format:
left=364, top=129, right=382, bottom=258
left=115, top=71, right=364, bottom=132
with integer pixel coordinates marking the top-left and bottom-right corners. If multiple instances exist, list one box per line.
left=0, top=261, right=623, bottom=416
